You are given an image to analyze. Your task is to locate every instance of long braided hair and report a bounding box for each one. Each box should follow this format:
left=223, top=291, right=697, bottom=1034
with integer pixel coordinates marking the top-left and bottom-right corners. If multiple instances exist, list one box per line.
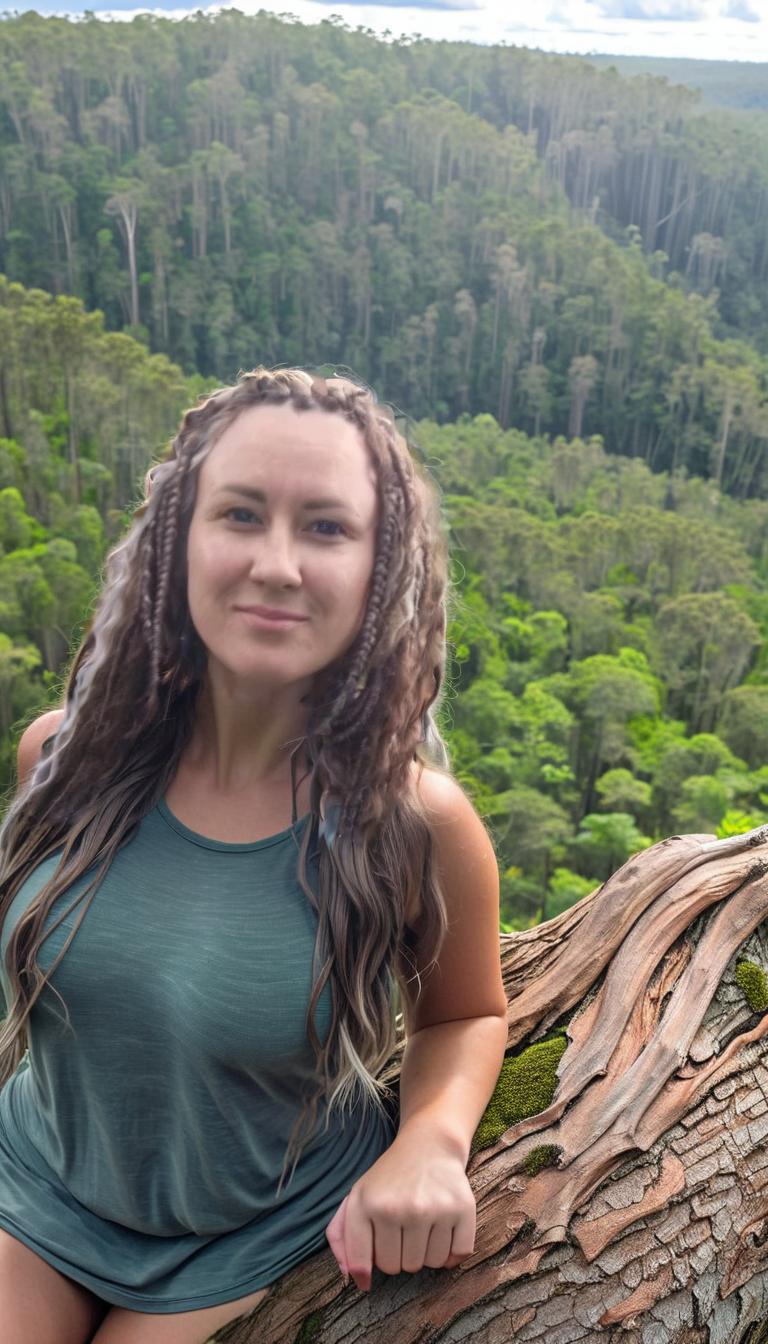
left=0, top=367, right=452, bottom=1190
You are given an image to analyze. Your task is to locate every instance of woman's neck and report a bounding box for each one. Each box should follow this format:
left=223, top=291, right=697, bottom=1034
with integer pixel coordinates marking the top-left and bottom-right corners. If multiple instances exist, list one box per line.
left=185, top=676, right=311, bottom=792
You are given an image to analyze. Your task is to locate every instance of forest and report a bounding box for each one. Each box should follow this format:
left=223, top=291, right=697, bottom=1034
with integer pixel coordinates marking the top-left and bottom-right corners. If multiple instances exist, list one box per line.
left=0, top=12, right=766, bottom=927
left=1, top=12, right=768, bottom=493
left=585, top=53, right=768, bottom=110
left=0, top=275, right=766, bottom=928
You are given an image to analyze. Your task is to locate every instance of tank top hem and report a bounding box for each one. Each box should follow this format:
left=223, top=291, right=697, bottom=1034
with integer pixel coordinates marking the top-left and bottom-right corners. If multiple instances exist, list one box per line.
left=0, top=1076, right=395, bottom=1309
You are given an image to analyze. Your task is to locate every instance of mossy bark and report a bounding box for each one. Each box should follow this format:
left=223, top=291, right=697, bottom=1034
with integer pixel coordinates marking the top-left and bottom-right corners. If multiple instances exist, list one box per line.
left=213, top=824, right=768, bottom=1344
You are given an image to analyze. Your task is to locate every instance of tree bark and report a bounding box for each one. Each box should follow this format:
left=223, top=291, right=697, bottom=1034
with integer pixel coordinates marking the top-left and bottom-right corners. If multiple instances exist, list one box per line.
left=214, top=824, right=768, bottom=1344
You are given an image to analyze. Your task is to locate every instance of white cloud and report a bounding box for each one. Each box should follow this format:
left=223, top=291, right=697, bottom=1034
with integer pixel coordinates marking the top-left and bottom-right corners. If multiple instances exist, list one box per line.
left=305, top=0, right=482, bottom=8
left=594, top=0, right=707, bottom=16
left=48, top=0, right=768, bottom=60
left=724, top=0, right=760, bottom=18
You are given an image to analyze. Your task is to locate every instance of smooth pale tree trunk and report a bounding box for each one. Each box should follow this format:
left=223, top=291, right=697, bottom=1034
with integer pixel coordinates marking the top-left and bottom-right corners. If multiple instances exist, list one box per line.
left=105, top=194, right=140, bottom=327
left=57, top=201, right=75, bottom=292
left=214, top=824, right=768, bottom=1344
left=65, top=370, right=81, bottom=505
left=713, top=386, right=735, bottom=493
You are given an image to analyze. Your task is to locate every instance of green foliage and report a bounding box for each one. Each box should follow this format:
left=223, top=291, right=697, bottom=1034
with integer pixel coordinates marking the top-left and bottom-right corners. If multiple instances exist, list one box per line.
left=627, top=716, right=689, bottom=775
left=499, top=867, right=551, bottom=929
left=584, top=54, right=768, bottom=110
left=653, top=734, right=747, bottom=819
left=455, top=678, right=520, bottom=743
left=672, top=776, right=732, bottom=832
left=717, top=686, right=768, bottom=771
left=500, top=609, right=569, bottom=691
left=437, top=416, right=768, bottom=916
left=0, top=280, right=202, bottom=764
left=717, top=810, right=768, bottom=839
left=570, top=813, right=653, bottom=883
left=547, top=868, right=598, bottom=918
left=485, top=785, right=572, bottom=897
left=656, top=592, right=761, bottom=730
left=595, top=769, right=652, bottom=816
left=0, top=278, right=195, bottom=525
left=0, top=488, right=43, bottom=551
left=0, top=632, right=41, bottom=737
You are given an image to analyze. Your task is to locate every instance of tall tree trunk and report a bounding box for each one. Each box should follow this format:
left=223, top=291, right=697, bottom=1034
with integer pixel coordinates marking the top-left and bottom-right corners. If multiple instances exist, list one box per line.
left=106, top=195, right=140, bottom=327
left=214, top=824, right=768, bottom=1344
left=127, top=217, right=139, bottom=328
left=65, top=370, right=81, bottom=505
left=0, top=366, right=13, bottom=441
left=220, top=179, right=232, bottom=256
left=57, top=202, right=75, bottom=292
left=713, top=386, right=735, bottom=492
left=152, top=248, right=169, bottom=348
left=432, top=129, right=446, bottom=202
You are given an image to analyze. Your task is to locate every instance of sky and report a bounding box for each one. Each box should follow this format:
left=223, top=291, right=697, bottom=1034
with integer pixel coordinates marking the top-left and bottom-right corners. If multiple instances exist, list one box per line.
left=11, top=0, right=768, bottom=60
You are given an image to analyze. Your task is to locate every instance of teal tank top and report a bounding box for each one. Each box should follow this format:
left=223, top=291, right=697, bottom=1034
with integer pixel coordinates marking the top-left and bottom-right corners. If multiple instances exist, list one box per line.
left=0, top=797, right=395, bottom=1311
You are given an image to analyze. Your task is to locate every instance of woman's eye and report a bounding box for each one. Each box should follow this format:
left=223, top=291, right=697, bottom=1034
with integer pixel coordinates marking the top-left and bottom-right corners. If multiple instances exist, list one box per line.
left=223, top=510, right=345, bottom=536
left=225, top=507, right=260, bottom=524
left=310, top=519, right=346, bottom=537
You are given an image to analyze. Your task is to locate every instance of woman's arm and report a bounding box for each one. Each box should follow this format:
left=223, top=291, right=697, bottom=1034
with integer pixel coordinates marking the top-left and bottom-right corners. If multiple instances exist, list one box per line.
left=325, top=769, right=508, bottom=1291
left=395, top=766, right=509, bottom=1160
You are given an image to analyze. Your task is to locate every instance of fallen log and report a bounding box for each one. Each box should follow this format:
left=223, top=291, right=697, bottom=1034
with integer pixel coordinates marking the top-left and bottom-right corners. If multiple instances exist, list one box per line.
left=214, top=825, right=768, bottom=1344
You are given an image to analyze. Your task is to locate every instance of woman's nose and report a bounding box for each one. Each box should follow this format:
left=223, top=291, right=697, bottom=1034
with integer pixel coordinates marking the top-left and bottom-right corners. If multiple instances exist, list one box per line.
left=247, top=524, right=302, bottom=586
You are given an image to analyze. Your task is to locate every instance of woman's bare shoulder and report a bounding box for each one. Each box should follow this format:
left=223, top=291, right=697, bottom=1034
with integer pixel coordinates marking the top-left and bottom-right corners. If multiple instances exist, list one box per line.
left=16, top=707, right=67, bottom=788
left=408, top=758, right=475, bottom=826
left=400, top=761, right=488, bottom=929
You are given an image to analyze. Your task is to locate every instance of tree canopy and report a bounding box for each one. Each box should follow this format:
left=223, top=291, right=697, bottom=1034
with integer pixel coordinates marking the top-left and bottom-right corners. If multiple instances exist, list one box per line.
left=0, top=11, right=767, bottom=495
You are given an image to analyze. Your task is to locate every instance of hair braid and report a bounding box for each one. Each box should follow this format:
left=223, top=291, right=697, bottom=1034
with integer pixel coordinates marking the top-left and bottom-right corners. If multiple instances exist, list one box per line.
left=151, top=475, right=183, bottom=694
left=139, top=557, right=155, bottom=651
left=340, top=496, right=402, bottom=688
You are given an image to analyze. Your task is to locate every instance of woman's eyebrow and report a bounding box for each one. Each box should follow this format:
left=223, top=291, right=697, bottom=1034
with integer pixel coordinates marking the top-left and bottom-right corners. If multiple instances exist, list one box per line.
left=214, top=484, right=350, bottom=510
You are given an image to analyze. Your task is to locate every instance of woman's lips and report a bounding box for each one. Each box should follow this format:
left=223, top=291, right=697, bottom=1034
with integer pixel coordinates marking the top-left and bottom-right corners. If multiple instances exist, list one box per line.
left=234, top=605, right=309, bottom=629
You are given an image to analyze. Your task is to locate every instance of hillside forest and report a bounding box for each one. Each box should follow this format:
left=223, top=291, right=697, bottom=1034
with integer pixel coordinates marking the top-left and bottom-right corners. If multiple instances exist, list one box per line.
left=0, top=12, right=766, bottom=927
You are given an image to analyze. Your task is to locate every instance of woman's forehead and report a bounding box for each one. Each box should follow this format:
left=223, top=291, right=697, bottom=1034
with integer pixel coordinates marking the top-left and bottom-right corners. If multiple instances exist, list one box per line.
left=198, top=404, right=378, bottom=501
left=212, top=400, right=361, bottom=450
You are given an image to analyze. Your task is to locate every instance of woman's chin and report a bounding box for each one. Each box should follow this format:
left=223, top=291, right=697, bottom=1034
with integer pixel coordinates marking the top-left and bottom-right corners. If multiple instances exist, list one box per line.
left=204, top=656, right=319, bottom=696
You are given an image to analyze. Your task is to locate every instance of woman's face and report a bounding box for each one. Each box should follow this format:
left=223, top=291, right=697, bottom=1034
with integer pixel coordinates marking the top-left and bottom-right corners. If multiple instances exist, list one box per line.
left=185, top=401, right=379, bottom=697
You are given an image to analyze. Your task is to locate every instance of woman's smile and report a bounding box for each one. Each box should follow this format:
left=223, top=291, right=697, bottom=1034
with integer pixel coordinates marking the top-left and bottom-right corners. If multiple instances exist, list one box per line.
left=234, top=605, right=311, bottom=631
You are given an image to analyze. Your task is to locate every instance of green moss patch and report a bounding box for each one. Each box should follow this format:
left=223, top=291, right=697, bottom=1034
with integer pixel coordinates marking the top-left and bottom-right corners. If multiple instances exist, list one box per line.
left=294, top=1311, right=323, bottom=1344
left=521, top=1143, right=561, bottom=1176
left=470, top=1030, right=569, bottom=1156
left=735, top=959, right=768, bottom=1014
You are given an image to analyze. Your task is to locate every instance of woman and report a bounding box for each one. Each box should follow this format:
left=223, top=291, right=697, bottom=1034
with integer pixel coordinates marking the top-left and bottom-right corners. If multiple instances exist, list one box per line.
left=0, top=367, right=508, bottom=1344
